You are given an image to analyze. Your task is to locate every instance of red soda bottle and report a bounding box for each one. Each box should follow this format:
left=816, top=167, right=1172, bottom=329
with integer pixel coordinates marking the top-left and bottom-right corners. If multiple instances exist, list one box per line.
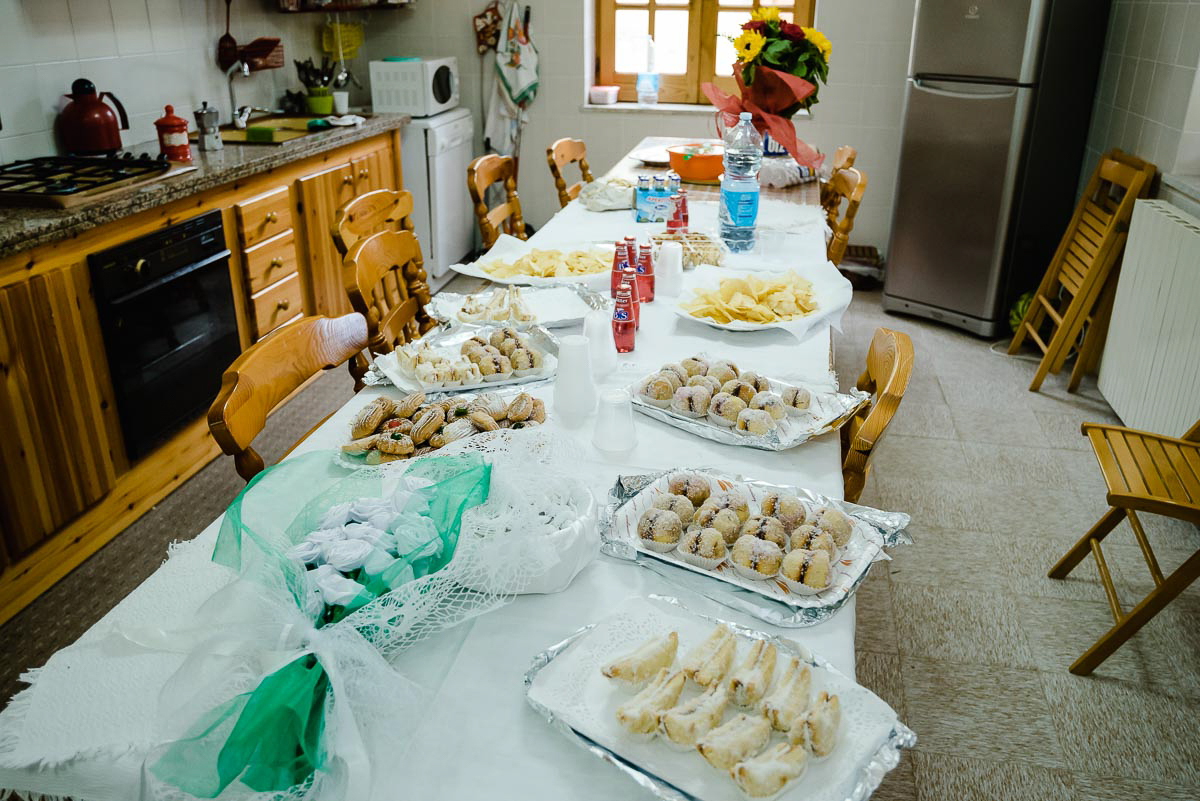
left=666, top=194, right=683, bottom=232
left=613, top=286, right=635, bottom=353
left=637, top=243, right=655, bottom=302
left=622, top=266, right=640, bottom=329
left=610, top=240, right=629, bottom=297
left=678, top=188, right=689, bottom=232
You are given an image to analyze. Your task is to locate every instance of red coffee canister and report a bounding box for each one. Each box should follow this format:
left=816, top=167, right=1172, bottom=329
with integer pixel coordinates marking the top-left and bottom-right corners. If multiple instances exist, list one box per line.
left=154, top=104, right=192, bottom=163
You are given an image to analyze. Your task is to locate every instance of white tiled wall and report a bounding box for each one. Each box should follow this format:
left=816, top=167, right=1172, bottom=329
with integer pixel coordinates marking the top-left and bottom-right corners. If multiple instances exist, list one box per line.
left=0, top=0, right=362, bottom=162
left=1081, top=0, right=1200, bottom=180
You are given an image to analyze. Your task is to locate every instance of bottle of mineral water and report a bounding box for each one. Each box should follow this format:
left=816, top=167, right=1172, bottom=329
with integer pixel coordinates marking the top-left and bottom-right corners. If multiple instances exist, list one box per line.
left=719, top=111, right=763, bottom=253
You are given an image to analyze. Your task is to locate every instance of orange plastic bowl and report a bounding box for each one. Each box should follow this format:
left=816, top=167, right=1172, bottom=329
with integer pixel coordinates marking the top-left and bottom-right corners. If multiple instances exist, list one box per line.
left=667, top=143, right=725, bottom=184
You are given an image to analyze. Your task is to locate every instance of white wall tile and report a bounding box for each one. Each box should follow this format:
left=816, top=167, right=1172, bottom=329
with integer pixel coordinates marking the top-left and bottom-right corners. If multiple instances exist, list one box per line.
left=147, top=0, right=186, bottom=53
left=0, top=0, right=75, bottom=67
left=3, top=129, right=58, bottom=159
left=111, top=0, right=155, bottom=56
left=68, top=0, right=118, bottom=60
left=0, top=65, right=43, bottom=137
left=34, top=59, right=82, bottom=134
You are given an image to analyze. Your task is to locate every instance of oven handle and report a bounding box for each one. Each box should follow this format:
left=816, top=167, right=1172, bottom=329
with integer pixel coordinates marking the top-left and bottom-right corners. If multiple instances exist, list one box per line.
left=107, top=249, right=232, bottom=307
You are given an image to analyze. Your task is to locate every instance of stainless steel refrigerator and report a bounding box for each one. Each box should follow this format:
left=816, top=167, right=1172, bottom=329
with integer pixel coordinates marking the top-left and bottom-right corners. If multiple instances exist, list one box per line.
left=883, top=0, right=1111, bottom=336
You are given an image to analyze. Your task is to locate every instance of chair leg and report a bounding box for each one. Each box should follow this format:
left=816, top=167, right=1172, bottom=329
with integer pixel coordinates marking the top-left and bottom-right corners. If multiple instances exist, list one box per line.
left=1048, top=506, right=1126, bottom=579
left=1070, top=548, right=1200, bottom=675
left=1067, top=277, right=1117, bottom=393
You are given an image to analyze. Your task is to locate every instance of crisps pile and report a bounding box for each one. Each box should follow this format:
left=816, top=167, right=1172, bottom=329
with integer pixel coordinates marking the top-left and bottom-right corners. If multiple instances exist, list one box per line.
left=482, top=248, right=608, bottom=278
left=681, top=271, right=818, bottom=324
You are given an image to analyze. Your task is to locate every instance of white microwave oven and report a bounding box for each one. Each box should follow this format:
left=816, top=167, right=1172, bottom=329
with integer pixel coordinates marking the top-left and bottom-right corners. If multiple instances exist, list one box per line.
left=369, top=57, right=460, bottom=117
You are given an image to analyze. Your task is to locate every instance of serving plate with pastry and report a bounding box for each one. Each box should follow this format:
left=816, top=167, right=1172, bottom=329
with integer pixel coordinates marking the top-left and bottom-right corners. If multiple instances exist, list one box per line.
left=600, top=470, right=911, bottom=627
left=373, top=324, right=558, bottom=393
left=631, top=354, right=870, bottom=452
left=525, top=595, right=914, bottom=801
left=429, top=284, right=608, bottom=329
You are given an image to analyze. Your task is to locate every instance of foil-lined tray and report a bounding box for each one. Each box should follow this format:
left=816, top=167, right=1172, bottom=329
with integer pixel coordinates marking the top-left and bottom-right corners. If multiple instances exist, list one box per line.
left=428, top=283, right=608, bottom=329
left=525, top=595, right=916, bottom=801
left=599, top=469, right=911, bottom=627
left=631, top=373, right=870, bottom=452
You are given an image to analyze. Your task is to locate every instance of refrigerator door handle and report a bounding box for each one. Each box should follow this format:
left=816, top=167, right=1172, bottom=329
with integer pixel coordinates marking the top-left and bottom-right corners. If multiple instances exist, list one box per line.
left=912, top=77, right=1018, bottom=100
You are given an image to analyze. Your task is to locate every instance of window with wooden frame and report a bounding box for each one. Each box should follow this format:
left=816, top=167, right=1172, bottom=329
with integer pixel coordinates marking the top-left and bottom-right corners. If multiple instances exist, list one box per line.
left=595, top=0, right=815, bottom=104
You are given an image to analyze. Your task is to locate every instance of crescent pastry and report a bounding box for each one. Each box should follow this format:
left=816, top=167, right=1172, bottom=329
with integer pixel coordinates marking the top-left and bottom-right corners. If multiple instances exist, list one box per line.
left=697, top=712, right=770, bottom=771
left=728, top=639, right=777, bottom=708
left=601, top=631, right=679, bottom=685
left=615, top=669, right=686, bottom=735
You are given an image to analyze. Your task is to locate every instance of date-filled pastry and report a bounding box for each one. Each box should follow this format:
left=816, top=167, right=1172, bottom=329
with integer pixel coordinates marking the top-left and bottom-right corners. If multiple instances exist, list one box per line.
left=616, top=669, right=686, bottom=735
left=510, top=347, right=543, bottom=372
left=738, top=371, right=772, bottom=394
left=694, top=505, right=742, bottom=545
left=602, top=631, right=679, bottom=684
left=351, top=397, right=395, bottom=439
left=706, top=362, right=739, bottom=386
left=762, top=657, right=812, bottom=731
left=687, top=374, right=722, bottom=394
left=740, top=515, right=787, bottom=549
left=667, top=473, right=711, bottom=507
left=709, top=358, right=740, bottom=379
left=781, top=548, right=832, bottom=591
left=671, top=385, right=711, bottom=418
left=721, top=379, right=759, bottom=405
left=736, top=408, right=777, bottom=436
left=750, top=391, right=787, bottom=421
left=790, top=692, right=841, bottom=757
left=677, top=526, right=727, bottom=569
left=661, top=684, right=729, bottom=747
left=681, top=624, right=737, bottom=686
left=497, top=336, right=522, bottom=357
left=814, top=506, right=854, bottom=547
left=731, top=535, right=784, bottom=579
left=707, top=392, right=748, bottom=427
left=653, top=493, right=696, bottom=525
left=637, top=508, right=683, bottom=551
left=702, top=490, right=750, bottom=523
left=790, top=524, right=836, bottom=558
left=782, top=386, right=812, bottom=413
left=660, top=362, right=689, bottom=384
left=478, top=354, right=513, bottom=379
left=761, top=491, right=808, bottom=533
left=731, top=742, right=810, bottom=798
left=697, top=713, right=771, bottom=771
left=680, top=356, right=709, bottom=377
left=729, top=639, right=777, bottom=707
left=639, top=375, right=675, bottom=408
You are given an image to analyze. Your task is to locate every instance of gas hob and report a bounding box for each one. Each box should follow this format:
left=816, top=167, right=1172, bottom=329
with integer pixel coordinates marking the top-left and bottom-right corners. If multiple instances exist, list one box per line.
left=0, top=153, right=193, bottom=209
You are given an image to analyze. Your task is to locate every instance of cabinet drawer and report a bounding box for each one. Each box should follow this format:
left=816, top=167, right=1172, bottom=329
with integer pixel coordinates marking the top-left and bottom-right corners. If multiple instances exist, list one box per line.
left=235, top=186, right=293, bottom=248
left=243, top=229, right=298, bottom=294
left=252, top=272, right=303, bottom=338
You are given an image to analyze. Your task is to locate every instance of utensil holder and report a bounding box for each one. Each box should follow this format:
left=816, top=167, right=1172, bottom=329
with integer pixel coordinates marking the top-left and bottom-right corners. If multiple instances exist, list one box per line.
left=306, top=87, right=333, bottom=115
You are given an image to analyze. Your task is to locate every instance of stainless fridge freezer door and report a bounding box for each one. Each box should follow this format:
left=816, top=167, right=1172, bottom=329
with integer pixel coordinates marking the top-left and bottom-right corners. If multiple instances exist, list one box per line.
left=909, top=0, right=1048, bottom=84
left=884, top=79, right=1034, bottom=328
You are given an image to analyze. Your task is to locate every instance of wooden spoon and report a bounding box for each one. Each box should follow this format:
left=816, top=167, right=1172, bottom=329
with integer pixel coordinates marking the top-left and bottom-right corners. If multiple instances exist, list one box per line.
left=217, top=0, right=238, bottom=71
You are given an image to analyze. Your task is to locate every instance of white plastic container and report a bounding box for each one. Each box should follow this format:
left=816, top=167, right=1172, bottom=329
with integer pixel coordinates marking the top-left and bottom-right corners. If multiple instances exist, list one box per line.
left=589, top=85, right=620, bottom=105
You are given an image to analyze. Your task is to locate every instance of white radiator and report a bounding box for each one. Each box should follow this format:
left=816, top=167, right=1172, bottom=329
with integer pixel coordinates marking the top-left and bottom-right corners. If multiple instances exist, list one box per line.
left=1098, top=199, right=1200, bottom=437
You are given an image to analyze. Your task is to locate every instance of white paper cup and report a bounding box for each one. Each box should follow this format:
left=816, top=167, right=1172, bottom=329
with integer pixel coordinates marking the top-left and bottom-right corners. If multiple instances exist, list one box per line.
left=554, top=334, right=597, bottom=426
left=583, top=308, right=617, bottom=377
left=656, top=240, right=684, bottom=296
left=592, top=388, right=638, bottom=453
left=333, top=90, right=350, bottom=115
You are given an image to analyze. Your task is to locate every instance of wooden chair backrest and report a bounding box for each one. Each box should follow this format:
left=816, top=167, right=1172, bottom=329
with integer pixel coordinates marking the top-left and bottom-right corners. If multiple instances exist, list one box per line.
left=332, top=188, right=417, bottom=257
left=208, top=314, right=367, bottom=481
left=841, top=328, right=915, bottom=503
left=344, top=229, right=429, bottom=354
left=832, top=145, right=856, bottom=170
left=822, top=165, right=867, bottom=266
left=547, top=137, right=595, bottom=208
left=467, top=154, right=527, bottom=248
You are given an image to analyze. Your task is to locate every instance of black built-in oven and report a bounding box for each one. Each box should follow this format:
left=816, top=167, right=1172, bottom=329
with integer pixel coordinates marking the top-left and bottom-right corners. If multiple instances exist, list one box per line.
left=89, top=210, right=241, bottom=460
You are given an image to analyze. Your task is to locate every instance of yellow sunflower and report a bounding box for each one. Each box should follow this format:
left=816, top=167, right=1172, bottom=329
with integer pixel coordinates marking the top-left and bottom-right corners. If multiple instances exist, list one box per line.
left=733, top=29, right=767, bottom=62
left=750, top=6, right=781, bottom=22
left=802, top=27, right=832, bottom=62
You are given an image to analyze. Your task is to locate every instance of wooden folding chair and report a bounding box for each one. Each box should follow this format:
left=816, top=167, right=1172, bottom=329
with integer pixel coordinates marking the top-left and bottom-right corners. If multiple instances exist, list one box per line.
left=821, top=164, right=867, bottom=267
left=1049, top=418, right=1200, bottom=675
left=343, top=229, right=436, bottom=357
left=467, top=154, right=527, bottom=248
left=1008, top=149, right=1156, bottom=392
left=819, top=145, right=857, bottom=209
left=840, top=328, right=915, bottom=503
left=547, top=137, right=595, bottom=208
left=208, top=314, right=367, bottom=481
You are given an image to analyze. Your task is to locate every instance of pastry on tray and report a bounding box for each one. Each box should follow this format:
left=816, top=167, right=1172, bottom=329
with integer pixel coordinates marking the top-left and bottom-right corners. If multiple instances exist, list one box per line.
left=729, top=640, right=777, bottom=708
left=667, top=473, right=711, bottom=507
left=638, top=508, right=683, bottom=552
left=676, top=526, right=727, bottom=569
left=616, top=668, right=686, bottom=736
left=653, top=493, right=696, bottom=525
left=731, top=742, right=811, bottom=798
left=730, top=535, right=783, bottom=580
left=761, top=491, right=808, bottom=533
left=638, top=375, right=675, bottom=408
left=781, top=386, right=812, bottom=413
left=736, top=408, right=777, bottom=436
left=789, top=524, right=836, bottom=558
left=707, top=392, right=747, bottom=427
left=750, top=391, right=787, bottom=421
left=601, top=631, right=679, bottom=685
left=740, top=515, right=788, bottom=550
left=697, top=712, right=771, bottom=771
left=681, top=624, right=737, bottom=687
left=660, top=684, right=729, bottom=747
left=814, top=506, right=854, bottom=547
left=762, top=657, right=813, bottom=732
left=694, top=505, right=742, bottom=545
left=780, top=549, right=832, bottom=593
left=702, top=490, right=750, bottom=523
left=671, top=385, right=712, bottom=418
left=789, top=692, right=841, bottom=757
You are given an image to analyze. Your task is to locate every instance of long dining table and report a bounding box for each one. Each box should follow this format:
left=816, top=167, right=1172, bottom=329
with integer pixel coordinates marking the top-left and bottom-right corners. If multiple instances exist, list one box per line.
left=0, top=138, right=851, bottom=801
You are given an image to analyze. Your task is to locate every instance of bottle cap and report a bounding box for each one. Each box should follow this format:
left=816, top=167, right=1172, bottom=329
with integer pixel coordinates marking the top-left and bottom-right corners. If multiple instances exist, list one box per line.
left=740, top=111, right=752, bottom=121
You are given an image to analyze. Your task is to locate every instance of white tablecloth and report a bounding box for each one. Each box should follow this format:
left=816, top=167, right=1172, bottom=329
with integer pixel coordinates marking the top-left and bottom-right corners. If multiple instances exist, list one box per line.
left=0, top=181, right=853, bottom=801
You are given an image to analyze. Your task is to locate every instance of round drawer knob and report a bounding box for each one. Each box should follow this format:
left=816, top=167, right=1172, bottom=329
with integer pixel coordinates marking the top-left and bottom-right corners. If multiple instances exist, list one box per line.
left=343, top=175, right=354, bottom=185
left=359, top=169, right=369, bottom=180
left=276, top=298, right=290, bottom=311
left=266, top=211, right=279, bottom=224
left=269, top=257, right=284, bottom=269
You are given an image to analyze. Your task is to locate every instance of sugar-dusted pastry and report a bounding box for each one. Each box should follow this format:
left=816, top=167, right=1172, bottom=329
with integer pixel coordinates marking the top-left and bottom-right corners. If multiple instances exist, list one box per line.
left=530, top=398, right=547, bottom=423
left=671, top=385, right=712, bottom=418
left=680, top=356, right=709, bottom=377
left=375, top=431, right=415, bottom=456
left=781, top=549, right=832, bottom=592
left=667, top=473, right=711, bottom=507
left=814, top=506, right=854, bottom=547
left=781, top=386, right=811, bottom=413
left=790, top=524, right=836, bottom=557
left=351, top=397, right=394, bottom=439
left=738, top=371, right=772, bottom=394
left=640, top=375, right=675, bottom=408
left=729, top=639, right=777, bottom=707
left=478, top=354, right=514, bottom=379
left=655, top=369, right=684, bottom=393
left=750, top=391, right=787, bottom=421
left=731, top=535, right=784, bottom=579
left=661, top=684, right=729, bottom=747
left=707, top=392, right=747, bottom=427
left=687, top=374, right=722, bottom=394
left=721, top=379, right=758, bottom=405
left=702, top=490, right=750, bottom=523
left=731, top=742, right=810, bottom=798
left=676, top=526, right=727, bottom=569
left=602, top=631, right=679, bottom=685
left=616, top=668, right=685, bottom=735
left=469, top=392, right=508, bottom=420
left=709, top=358, right=740, bottom=379
left=489, top=326, right=520, bottom=348
left=697, top=713, right=771, bottom=771
left=694, top=505, right=742, bottom=545
left=393, top=391, right=425, bottom=419
left=660, top=362, right=689, bottom=384
left=637, top=508, right=683, bottom=551
left=653, top=493, right=696, bottom=525
left=740, top=515, right=787, bottom=549
left=341, top=435, right=377, bottom=454
left=761, top=491, right=808, bottom=533
left=497, top=337, right=522, bottom=357
left=410, top=407, right=445, bottom=445
left=790, top=692, right=841, bottom=757
left=705, top=363, right=737, bottom=386
left=762, top=657, right=812, bottom=731
left=506, top=393, right=535, bottom=422
left=468, top=410, right=500, bottom=432
left=682, top=624, right=737, bottom=686
left=510, top=347, right=543, bottom=372
left=736, top=408, right=777, bottom=436
left=436, top=418, right=476, bottom=446
left=378, top=416, right=412, bottom=435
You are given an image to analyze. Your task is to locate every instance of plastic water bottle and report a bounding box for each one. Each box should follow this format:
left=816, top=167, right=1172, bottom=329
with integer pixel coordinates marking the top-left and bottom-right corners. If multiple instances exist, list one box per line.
left=719, top=111, right=763, bottom=253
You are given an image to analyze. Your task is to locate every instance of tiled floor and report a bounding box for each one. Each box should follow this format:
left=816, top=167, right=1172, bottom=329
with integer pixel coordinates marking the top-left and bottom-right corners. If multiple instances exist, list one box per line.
left=1, top=288, right=1198, bottom=799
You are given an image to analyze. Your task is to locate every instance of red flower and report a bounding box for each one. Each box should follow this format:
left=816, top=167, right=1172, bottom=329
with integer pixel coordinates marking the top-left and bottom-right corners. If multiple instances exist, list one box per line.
left=741, top=20, right=767, bottom=33
left=779, top=21, right=805, bottom=40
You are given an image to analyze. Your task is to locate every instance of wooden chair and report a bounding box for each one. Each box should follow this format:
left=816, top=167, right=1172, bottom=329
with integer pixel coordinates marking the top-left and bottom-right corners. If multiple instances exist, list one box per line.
left=331, top=188, right=418, bottom=256
left=547, top=137, right=595, bottom=208
left=840, top=328, right=915, bottom=503
left=821, top=164, right=867, bottom=267
left=1008, top=149, right=1156, bottom=392
left=467, top=154, right=527, bottom=248
left=208, top=314, right=367, bottom=482
left=1048, top=418, right=1200, bottom=675
left=343, top=229, right=437, bottom=357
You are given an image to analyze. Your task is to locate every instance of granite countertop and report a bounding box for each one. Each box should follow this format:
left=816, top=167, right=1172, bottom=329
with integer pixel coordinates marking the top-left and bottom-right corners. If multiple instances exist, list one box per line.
left=0, top=113, right=409, bottom=259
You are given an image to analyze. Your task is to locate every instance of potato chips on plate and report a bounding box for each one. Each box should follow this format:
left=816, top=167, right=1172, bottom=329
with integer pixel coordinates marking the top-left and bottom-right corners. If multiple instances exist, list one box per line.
left=681, top=271, right=818, bottom=324
left=482, top=248, right=608, bottom=279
